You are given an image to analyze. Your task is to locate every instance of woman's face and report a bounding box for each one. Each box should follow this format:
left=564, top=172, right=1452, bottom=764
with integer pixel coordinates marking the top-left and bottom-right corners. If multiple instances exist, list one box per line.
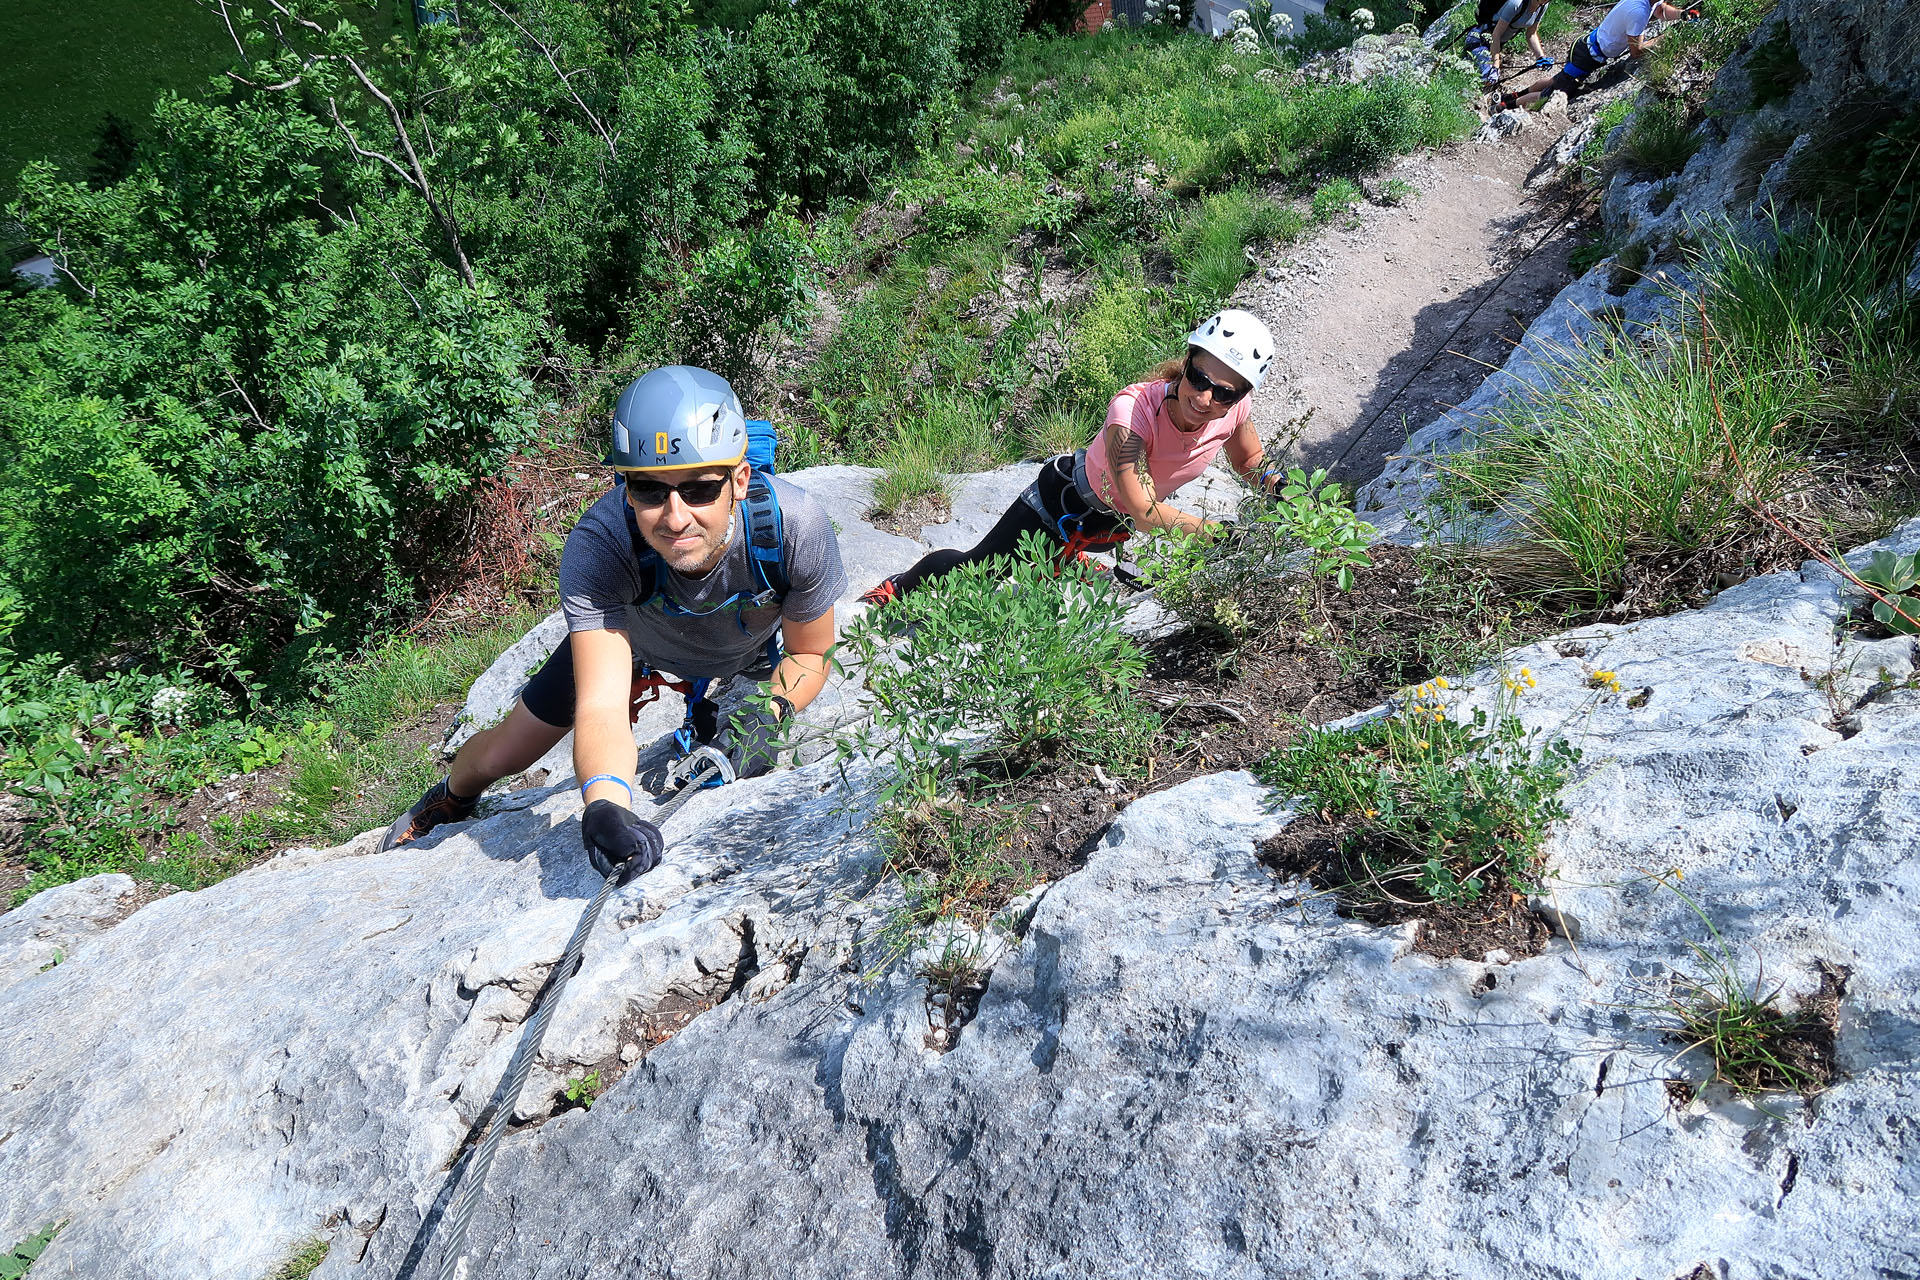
left=1170, top=348, right=1253, bottom=431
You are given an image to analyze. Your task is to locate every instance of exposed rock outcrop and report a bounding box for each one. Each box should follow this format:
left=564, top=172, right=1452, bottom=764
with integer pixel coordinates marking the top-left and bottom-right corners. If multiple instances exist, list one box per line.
left=2, top=517, right=1916, bottom=1277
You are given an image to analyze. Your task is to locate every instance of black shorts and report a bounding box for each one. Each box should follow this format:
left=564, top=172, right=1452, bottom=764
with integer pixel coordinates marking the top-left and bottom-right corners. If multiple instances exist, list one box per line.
left=519, top=632, right=780, bottom=728
left=1547, top=32, right=1606, bottom=96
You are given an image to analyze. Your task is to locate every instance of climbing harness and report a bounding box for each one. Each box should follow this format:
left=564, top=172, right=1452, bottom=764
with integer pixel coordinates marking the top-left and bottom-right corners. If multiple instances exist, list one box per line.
left=422, top=756, right=725, bottom=1280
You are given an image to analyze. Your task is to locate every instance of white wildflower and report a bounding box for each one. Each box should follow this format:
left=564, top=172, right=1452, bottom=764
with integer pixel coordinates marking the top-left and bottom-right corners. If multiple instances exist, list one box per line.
left=1101, top=17, right=1115, bottom=28
left=1230, top=7, right=1251, bottom=27
left=1268, top=10, right=1293, bottom=33
left=150, top=685, right=194, bottom=726
left=1231, top=27, right=1260, bottom=52
left=1218, top=61, right=1239, bottom=75
left=1351, top=6, right=1375, bottom=29
left=1255, top=66, right=1284, bottom=83
left=1393, top=21, right=1418, bottom=33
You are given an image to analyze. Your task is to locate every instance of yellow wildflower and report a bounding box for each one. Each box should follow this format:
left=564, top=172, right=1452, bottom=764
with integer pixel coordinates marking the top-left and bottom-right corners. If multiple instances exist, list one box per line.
left=1434, top=677, right=1449, bottom=689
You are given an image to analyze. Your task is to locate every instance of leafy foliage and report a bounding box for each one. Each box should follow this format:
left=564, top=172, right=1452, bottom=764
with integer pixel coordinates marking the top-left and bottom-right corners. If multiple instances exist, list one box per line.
left=1653, top=871, right=1838, bottom=1100
left=838, top=532, right=1154, bottom=943
left=1260, top=682, right=1579, bottom=905
left=3, top=0, right=1032, bottom=676
left=1857, top=550, right=1920, bottom=635
left=840, top=531, right=1153, bottom=788
left=0, top=1224, right=60, bottom=1280
left=1142, top=470, right=1377, bottom=639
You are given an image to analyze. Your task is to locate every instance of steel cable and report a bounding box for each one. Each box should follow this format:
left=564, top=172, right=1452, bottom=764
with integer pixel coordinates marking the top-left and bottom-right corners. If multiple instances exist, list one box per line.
left=430, top=766, right=718, bottom=1280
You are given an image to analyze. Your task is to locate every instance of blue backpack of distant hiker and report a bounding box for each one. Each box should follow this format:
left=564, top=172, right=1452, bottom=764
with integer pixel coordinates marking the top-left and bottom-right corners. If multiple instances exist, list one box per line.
left=617, top=417, right=790, bottom=626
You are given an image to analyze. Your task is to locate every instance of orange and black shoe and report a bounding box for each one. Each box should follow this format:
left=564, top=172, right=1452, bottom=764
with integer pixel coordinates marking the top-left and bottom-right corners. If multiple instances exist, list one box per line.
left=857, top=576, right=903, bottom=608
left=380, top=779, right=479, bottom=851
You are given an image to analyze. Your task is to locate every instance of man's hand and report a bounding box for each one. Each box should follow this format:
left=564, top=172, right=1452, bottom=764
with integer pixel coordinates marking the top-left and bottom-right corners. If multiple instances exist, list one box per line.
left=717, top=703, right=783, bottom=779
left=582, top=799, right=665, bottom=885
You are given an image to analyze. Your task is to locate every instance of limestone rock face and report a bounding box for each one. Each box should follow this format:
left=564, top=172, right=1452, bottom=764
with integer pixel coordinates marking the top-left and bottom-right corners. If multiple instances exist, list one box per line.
left=0, top=872, right=134, bottom=991
left=3, top=510, right=1917, bottom=1278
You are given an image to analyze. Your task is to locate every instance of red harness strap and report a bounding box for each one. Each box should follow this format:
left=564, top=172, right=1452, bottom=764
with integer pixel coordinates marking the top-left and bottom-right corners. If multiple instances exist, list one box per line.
left=1058, top=526, right=1130, bottom=569
left=628, top=669, right=695, bottom=724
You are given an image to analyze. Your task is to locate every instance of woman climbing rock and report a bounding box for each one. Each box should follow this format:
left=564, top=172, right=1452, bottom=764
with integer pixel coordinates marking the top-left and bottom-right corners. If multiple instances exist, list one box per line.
left=857, top=309, right=1284, bottom=606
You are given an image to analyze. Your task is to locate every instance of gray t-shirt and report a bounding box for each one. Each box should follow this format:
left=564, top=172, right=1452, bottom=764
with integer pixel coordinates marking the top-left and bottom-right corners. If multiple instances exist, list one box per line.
left=558, top=476, right=846, bottom=679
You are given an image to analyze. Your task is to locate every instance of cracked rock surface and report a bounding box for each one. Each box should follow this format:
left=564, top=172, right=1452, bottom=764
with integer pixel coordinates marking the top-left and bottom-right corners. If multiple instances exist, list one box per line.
left=4, top=513, right=1916, bottom=1279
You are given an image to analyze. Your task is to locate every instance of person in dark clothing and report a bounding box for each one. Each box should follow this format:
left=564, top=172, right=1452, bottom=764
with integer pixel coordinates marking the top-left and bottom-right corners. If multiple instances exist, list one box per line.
left=859, top=309, right=1284, bottom=606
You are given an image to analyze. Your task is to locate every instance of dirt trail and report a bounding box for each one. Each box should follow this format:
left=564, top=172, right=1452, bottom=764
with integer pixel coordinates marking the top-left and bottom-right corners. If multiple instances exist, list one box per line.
left=1239, top=108, right=1602, bottom=486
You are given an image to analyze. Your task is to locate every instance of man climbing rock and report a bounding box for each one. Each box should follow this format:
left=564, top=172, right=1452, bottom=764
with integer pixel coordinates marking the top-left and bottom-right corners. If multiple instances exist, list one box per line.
left=1461, top=0, right=1554, bottom=91
left=380, top=366, right=846, bottom=882
left=1499, top=0, right=1694, bottom=109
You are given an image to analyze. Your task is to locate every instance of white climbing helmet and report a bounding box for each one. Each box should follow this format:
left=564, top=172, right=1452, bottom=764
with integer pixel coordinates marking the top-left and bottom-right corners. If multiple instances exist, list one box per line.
left=1186, top=308, right=1276, bottom=392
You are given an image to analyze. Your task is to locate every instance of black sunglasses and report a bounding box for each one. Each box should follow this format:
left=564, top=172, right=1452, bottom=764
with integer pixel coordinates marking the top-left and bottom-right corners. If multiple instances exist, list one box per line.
left=623, top=475, right=731, bottom=508
left=1182, top=353, right=1251, bottom=406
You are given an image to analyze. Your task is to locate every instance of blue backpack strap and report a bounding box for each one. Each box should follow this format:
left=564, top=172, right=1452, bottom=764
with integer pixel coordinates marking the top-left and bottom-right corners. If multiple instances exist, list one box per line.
left=742, top=471, right=790, bottom=603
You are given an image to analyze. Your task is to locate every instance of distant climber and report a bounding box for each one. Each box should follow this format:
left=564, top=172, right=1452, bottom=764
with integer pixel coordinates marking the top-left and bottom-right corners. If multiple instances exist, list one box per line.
left=1499, top=0, right=1696, bottom=109
left=380, top=366, right=846, bottom=881
left=1460, top=0, right=1554, bottom=91
left=857, top=309, right=1284, bottom=607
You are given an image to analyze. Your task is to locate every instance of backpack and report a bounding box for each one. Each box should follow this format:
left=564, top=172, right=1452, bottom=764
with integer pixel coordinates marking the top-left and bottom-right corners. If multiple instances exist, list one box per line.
left=1474, top=0, right=1507, bottom=26
left=618, top=417, right=791, bottom=624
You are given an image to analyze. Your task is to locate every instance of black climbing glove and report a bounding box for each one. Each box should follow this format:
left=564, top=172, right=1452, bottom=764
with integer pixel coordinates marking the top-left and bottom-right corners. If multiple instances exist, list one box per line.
left=716, top=702, right=784, bottom=779
left=581, top=799, right=665, bottom=885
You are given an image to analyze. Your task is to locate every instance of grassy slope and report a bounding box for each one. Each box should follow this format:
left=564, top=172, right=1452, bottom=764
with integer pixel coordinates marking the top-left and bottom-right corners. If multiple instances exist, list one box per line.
left=0, top=0, right=408, bottom=210
left=779, top=27, right=1477, bottom=503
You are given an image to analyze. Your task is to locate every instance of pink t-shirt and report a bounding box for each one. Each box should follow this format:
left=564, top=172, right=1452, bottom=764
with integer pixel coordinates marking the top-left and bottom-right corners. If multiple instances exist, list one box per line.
left=1082, top=379, right=1251, bottom=511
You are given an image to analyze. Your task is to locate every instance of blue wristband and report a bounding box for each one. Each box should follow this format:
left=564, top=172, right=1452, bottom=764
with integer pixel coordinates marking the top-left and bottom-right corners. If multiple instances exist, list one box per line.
left=579, top=774, right=634, bottom=804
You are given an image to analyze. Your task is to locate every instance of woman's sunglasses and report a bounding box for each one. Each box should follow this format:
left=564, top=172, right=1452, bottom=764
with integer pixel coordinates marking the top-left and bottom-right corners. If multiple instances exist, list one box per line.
left=1182, top=354, right=1251, bottom=406
left=624, top=475, right=731, bottom=508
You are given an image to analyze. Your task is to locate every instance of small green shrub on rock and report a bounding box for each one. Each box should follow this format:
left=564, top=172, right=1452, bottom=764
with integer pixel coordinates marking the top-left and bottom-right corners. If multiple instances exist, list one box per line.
left=1141, top=470, right=1377, bottom=639
left=1259, top=680, right=1579, bottom=905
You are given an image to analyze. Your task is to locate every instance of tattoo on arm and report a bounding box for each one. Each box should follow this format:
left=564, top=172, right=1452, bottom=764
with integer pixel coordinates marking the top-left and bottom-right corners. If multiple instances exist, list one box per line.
left=1108, top=422, right=1158, bottom=513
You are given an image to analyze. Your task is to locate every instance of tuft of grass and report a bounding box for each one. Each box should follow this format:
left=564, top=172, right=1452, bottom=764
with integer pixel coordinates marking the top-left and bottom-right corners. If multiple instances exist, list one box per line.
left=871, top=391, right=1012, bottom=514
left=1310, top=177, right=1364, bottom=223
left=1438, top=216, right=1918, bottom=603
left=1653, top=872, right=1840, bottom=1100
left=274, top=611, right=547, bottom=847
left=1613, top=99, right=1701, bottom=179
left=1019, top=404, right=1098, bottom=460
left=1169, top=186, right=1304, bottom=299
left=269, top=1238, right=329, bottom=1280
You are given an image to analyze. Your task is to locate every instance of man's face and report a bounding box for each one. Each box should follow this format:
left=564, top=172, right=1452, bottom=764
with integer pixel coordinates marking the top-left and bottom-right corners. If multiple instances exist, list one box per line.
left=625, top=460, right=751, bottom=575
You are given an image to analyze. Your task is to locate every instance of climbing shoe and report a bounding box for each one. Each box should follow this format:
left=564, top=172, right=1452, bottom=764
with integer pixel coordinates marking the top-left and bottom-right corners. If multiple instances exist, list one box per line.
left=1533, top=56, right=1555, bottom=69
left=380, top=779, right=479, bottom=851
left=1496, top=91, right=1520, bottom=111
left=857, top=576, right=903, bottom=608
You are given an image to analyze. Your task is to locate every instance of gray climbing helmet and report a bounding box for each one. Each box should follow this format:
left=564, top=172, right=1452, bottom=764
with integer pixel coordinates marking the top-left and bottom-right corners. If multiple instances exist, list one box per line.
left=605, top=366, right=748, bottom=472
left=1187, top=309, right=1277, bottom=391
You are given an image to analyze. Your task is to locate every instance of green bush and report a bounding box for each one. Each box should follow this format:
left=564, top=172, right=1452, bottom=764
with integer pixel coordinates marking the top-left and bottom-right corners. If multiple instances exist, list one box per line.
left=1260, top=683, right=1580, bottom=905
left=1141, top=469, right=1377, bottom=638
left=839, top=530, right=1155, bottom=788
left=1170, top=186, right=1301, bottom=298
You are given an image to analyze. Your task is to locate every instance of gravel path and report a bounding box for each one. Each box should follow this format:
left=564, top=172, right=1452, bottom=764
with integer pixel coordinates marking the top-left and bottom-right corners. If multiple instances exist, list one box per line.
left=1240, top=90, right=1618, bottom=486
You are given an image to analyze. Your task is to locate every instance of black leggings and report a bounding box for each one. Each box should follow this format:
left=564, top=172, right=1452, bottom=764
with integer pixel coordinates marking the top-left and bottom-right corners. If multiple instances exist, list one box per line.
left=891, top=455, right=1130, bottom=595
